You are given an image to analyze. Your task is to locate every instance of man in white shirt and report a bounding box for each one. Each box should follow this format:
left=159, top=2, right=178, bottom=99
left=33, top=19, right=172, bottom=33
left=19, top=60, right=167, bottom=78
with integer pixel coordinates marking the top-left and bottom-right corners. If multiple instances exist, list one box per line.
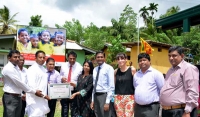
left=60, top=51, right=82, bottom=117
left=18, top=55, right=28, bottom=117
left=26, top=50, right=50, bottom=117
left=2, top=50, right=43, bottom=117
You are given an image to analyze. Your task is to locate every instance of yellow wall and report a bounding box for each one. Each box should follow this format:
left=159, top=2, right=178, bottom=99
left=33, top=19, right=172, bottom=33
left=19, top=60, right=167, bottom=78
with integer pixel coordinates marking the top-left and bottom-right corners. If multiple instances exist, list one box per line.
left=130, top=45, right=171, bottom=74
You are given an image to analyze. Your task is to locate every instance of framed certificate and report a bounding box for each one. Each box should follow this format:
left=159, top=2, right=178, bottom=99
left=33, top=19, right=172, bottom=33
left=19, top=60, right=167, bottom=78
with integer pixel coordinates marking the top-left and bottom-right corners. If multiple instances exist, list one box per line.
left=48, top=83, right=71, bottom=99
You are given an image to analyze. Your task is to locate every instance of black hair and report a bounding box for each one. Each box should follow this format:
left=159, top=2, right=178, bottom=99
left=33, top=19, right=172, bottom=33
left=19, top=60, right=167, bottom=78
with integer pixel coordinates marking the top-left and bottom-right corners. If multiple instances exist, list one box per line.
left=138, top=53, right=151, bottom=62
left=95, top=51, right=105, bottom=58
left=7, top=50, right=20, bottom=58
left=46, top=57, right=55, bottom=63
left=81, top=60, right=94, bottom=75
left=67, top=51, right=77, bottom=58
left=168, top=46, right=184, bottom=55
left=116, top=52, right=127, bottom=60
left=35, top=50, right=45, bottom=58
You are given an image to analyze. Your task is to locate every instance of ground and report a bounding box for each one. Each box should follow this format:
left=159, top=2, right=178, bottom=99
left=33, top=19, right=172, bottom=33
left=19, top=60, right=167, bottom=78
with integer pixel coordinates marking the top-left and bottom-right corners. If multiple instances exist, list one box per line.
left=0, top=86, right=62, bottom=117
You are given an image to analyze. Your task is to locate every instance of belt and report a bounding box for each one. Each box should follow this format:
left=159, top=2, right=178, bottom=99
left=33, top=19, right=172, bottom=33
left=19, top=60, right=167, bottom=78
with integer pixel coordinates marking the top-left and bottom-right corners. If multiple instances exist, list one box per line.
left=137, top=102, right=159, bottom=107
left=4, top=92, right=21, bottom=97
left=162, top=104, right=186, bottom=110
left=95, top=92, right=107, bottom=95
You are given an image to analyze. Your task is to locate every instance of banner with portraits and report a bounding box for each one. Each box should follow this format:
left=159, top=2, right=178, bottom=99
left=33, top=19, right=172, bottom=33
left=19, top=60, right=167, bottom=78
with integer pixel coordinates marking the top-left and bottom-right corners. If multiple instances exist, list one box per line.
left=16, top=25, right=66, bottom=66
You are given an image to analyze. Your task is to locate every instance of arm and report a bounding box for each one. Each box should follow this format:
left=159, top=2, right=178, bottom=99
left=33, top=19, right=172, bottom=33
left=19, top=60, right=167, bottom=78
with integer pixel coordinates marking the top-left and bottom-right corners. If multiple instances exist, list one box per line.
left=71, top=75, right=93, bottom=99
left=114, top=69, right=117, bottom=84
left=4, top=68, right=36, bottom=94
left=79, top=75, right=93, bottom=97
left=130, top=66, right=136, bottom=76
left=155, top=71, right=165, bottom=94
left=106, top=66, right=115, bottom=104
left=56, top=72, right=62, bottom=83
left=184, top=66, right=199, bottom=113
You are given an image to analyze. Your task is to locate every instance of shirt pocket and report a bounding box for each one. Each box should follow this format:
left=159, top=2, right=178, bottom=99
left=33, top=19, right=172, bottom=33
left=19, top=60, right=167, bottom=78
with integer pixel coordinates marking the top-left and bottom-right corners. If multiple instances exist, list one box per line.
left=170, top=74, right=183, bottom=87
left=100, top=71, right=107, bottom=84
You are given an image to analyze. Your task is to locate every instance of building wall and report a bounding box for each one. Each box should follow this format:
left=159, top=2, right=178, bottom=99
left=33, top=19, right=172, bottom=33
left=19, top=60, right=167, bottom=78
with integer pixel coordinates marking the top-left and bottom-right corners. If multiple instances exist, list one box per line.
left=0, top=38, right=15, bottom=67
left=0, top=38, right=15, bottom=50
left=130, top=45, right=171, bottom=74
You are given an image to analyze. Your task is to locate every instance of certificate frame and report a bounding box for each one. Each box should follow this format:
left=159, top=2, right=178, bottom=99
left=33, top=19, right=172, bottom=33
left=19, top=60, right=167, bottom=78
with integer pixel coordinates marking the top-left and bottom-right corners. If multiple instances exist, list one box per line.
left=48, top=83, right=71, bottom=99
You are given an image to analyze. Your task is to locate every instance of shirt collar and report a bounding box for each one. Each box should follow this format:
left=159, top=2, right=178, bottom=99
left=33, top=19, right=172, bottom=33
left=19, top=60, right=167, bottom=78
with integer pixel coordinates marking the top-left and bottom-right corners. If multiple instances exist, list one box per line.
left=98, top=62, right=105, bottom=69
left=41, top=40, right=50, bottom=44
left=170, top=60, right=184, bottom=70
left=46, top=70, right=55, bottom=73
left=138, top=66, right=152, bottom=73
left=8, top=61, right=17, bottom=68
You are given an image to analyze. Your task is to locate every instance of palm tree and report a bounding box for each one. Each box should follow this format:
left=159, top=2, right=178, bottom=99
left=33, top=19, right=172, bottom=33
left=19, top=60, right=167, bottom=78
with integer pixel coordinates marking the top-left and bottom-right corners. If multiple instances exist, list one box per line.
left=148, top=3, right=158, bottom=26
left=139, top=6, right=149, bottom=26
left=148, top=3, right=158, bottom=17
left=0, top=5, right=18, bottom=34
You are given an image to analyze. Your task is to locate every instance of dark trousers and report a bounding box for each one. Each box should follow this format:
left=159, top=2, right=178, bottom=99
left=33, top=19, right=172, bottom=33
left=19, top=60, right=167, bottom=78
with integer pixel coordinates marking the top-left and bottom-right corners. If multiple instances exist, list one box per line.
left=134, top=103, right=160, bottom=117
left=110, top=102, right=117, bottom=117
left=3, top=93, right=22, bottom=117
left=47, top=99, right=57, bottom=117
left=60, top=91, right=78, bottom=117
left=162, top=107, right=197, bottom=117
left=20, top=100, right=26, bottom=117
left=94, top=93, right=111, bottom=117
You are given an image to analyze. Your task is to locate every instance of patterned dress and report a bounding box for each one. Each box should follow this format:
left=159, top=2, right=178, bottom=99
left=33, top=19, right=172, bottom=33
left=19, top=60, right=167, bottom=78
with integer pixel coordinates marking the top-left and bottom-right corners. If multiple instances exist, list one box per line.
left=75, top=74, right=95, bottom=117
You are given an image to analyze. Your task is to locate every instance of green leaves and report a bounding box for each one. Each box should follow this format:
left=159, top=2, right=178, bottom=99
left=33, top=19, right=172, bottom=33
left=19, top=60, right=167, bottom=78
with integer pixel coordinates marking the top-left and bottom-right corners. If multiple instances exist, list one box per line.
left=29, top=15, right=43, bottom=27
left=0, top=5, right=18, bottom=34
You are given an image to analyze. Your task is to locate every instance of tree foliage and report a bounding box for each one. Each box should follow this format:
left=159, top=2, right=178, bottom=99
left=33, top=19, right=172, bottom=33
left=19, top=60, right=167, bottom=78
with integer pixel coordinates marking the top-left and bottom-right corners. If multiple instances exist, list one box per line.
left=0, top=5, right=18, bottom=34
left=29, top=15, right=43, bottom=27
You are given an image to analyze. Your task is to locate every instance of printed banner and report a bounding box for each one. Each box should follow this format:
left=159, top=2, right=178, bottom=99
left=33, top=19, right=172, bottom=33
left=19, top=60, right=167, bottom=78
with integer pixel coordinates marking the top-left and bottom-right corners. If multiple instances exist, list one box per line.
left=16, top=25, right=66, bottom=66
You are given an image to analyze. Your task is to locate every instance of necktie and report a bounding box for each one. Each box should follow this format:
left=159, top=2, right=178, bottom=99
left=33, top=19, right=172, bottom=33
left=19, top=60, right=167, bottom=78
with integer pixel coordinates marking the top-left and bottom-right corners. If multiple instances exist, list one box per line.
left=94, top=66, right=101, bottom=93
left=48, top=71, right=52, bottom=83
left=47, top=71, right=52, bottom=95
left=68, top=65, right=72, bottom=82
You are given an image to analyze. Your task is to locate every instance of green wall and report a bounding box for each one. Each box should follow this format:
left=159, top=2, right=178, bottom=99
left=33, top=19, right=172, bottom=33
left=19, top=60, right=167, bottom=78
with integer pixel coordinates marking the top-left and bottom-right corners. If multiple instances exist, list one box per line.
left=0, top=38, right=15, bottom=50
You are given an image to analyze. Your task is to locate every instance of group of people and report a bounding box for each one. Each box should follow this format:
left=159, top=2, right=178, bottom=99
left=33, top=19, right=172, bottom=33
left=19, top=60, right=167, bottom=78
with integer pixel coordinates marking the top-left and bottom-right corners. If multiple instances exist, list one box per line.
left=17, top=28, right=65, bottom=55
left=1, top=45, right=199, bottom=117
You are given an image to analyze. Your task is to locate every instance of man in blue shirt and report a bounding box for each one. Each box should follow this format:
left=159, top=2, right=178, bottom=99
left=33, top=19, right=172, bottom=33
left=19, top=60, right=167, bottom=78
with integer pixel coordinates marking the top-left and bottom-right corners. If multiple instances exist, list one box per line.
left=133, top=53, right=164, bottom=117
left=90, top=51, right=115, bottom=117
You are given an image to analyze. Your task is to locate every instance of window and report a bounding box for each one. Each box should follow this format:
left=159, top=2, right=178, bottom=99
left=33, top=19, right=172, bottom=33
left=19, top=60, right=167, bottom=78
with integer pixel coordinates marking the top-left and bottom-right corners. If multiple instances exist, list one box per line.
left=158, top=48, right=162, bottom=52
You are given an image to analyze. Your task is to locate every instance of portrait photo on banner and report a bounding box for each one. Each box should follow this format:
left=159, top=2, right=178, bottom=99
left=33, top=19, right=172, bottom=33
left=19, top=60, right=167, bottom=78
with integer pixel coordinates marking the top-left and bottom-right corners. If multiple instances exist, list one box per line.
left=16, top=25, right=66, bottom=66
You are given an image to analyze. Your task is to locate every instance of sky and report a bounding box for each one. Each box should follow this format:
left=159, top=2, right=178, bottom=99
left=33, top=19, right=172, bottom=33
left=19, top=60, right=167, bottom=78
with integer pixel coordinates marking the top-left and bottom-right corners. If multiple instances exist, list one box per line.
left=1, top=0, right=199, bottom=28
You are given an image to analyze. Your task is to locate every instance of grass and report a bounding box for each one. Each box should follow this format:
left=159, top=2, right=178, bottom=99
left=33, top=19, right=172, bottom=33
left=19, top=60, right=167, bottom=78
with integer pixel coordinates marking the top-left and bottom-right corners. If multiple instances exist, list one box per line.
left=0, top=86, right=63, bottom=117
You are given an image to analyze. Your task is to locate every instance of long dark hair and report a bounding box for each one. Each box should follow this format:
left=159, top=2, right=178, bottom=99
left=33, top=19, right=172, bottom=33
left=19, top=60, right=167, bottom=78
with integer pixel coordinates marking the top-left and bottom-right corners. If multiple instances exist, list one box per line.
left=81, top=60, right=94, bottom=75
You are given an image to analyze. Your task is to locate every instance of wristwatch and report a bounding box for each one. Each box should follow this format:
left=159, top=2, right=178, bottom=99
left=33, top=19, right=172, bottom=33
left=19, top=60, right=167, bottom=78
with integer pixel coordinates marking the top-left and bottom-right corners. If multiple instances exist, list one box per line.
left=185, top=110, right=190, bottom=114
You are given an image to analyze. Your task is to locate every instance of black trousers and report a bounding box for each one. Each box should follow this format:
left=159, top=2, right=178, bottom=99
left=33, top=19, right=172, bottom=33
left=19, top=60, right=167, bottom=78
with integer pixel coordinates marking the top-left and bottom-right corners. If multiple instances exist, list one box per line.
left=20, top=100, right=26, bottom=117
left=3, top=93, right=22, bottom=117
left=162, top=107, right=197, bottom=117
left=110, top=102, right=117, bottom=117
left=47, top=99, right=57, bottom=117
left=60, top=91, right=78, bottom=117
left=134, top=103, right=160, bottom=117
left=94, top=93, right=112, bottom=117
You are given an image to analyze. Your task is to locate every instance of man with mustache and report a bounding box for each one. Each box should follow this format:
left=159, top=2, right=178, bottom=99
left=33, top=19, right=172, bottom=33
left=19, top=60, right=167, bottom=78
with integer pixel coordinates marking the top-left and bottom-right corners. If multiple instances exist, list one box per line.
left=160, top=46, right=199, bottom=117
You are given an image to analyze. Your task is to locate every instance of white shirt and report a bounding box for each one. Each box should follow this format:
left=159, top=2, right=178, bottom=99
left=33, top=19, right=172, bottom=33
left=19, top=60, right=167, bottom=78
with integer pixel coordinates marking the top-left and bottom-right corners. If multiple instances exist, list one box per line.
left=19, top=67, right=28, bottom=84
left=60, top=62, right=82, bottom=90
left=2, top=62, right=35, bottom=94
left=26, top=62, right=50, bottom=116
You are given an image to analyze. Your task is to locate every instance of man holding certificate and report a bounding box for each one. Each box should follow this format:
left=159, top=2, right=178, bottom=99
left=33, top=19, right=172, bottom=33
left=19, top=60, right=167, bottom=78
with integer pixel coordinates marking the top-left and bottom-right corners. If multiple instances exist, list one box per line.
left=46, top=57, right=61, bottom=117
left=60, top=51, right=82, bottom=117
left=26, top=50, right=50, bottom=117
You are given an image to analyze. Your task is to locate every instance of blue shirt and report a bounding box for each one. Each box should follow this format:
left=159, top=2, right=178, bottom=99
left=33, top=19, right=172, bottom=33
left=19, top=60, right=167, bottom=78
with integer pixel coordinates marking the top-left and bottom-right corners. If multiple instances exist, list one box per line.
left=92, top=62, right=115, bottom=104
left=47, top=70, right=61, bottom=83
left=133, top=66, right=164, bottom=105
